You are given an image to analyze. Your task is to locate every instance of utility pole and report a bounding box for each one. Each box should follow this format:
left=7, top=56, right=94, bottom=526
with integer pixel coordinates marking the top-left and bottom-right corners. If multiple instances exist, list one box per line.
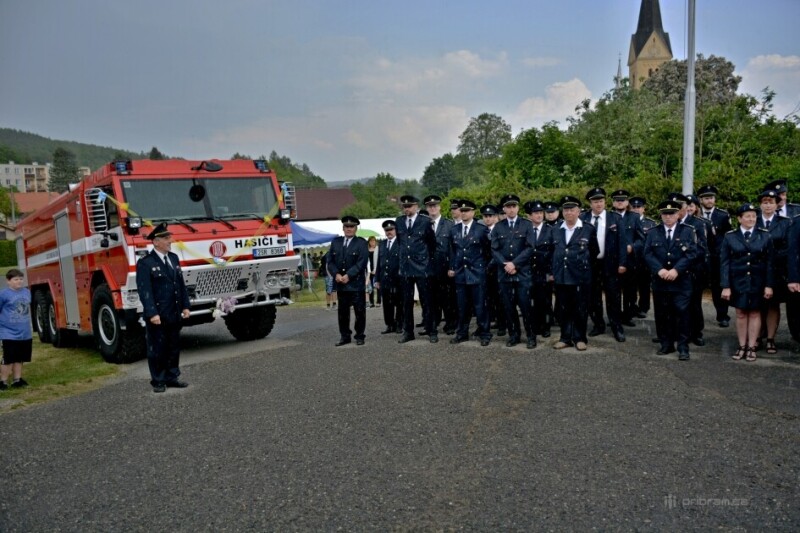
left=682, top=0, right=697, bottom=195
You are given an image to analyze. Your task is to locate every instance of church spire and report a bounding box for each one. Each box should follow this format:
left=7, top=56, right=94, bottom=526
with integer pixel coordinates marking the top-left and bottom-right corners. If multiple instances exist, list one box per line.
left=628, top=0, right=673, bottom=90
left=615, top=53, right=623, bottom=90
left=632, top=0, right=672, bottom=57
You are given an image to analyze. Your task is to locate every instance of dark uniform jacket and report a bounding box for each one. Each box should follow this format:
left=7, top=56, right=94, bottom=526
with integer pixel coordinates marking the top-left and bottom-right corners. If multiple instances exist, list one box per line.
left=644, top=223, right=698, bottom=292
left=395, top=213, right=436, bottom=278
left=428, top=217, right=454, bottom=277
left=633, top=216, right=657, bottom=259
left=528, top=223, right=555, bottom=283
left=375, top=238, right=401, bottom=290
left=681, top=214, right=709, bottom=274
left=551, top=222, right=599, bottom=286
left=326, top=235, right=369, bottom=292
left=787, top=215, right=800, bottom=283
left=757, top=215, right=791, bottom=283
left=618, top=210, right=644, bottom=257
left=449, top=222, right=490, bottom=285
left=702, top=207, right=732, bottom=253
left=136, top=250, right=191, bottom=324
left=720, top=229, right=774, bottom=294
left=491, top=217, right=535, bottom=283
left=579, top=210, right=629, bottom=272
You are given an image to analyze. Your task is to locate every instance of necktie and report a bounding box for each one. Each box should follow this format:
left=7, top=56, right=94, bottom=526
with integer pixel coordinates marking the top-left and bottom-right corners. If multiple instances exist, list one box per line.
left=344, top=238, right=350, bottom=249
left=766, top=219, right=771, bottom=229
left=463, top=225, right=468, bottom=238
left=163, top=254, right=172, bottom=270
left=705, top=211, right=712, bottom=219
left=744, top=231, right=751, bottom=240
left=387, top=240, right=392, bottom=251
left=593, top=215, right=600, bottom=227
left=533, top=227, right=538, bottom=244
left=667, top=228, right=672, bottom=242
left=509, top=219, right=514, bottom=230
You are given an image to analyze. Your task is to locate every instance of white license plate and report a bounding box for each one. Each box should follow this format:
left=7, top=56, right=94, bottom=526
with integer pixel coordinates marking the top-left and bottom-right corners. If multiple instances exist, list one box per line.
left=253, top=246, right=286, bottom=258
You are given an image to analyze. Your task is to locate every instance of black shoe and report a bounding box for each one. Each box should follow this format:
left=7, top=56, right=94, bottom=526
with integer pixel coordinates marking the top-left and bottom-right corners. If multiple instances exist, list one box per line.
left=506, top=337, right=519, bottom=347
left=613, top=331, right=626, bottom=342
left=0, top=382, right=8, bottom=391
left=444, top=327, right=456, bottom=335
left=398, top=334, right=415, bottom=344
left=718, top=319, right=730, bottom=328
left=450, top=336, right=468, bottom=344
left=480, top=339, right=491, bottom=347
left=497, top=329, right=507, bottom=337
left=588, top=327, right=605, bottom=337
left=651, top=337, right=660, bottom=343
left=636, top=311, right=647, bottom=318
left=657, top=345, right=675, bottom=355
left=335, top=338, right=351, bottom=346
left=11, top=378, right=29, bottom=388
left=380, top=327, right=395, bottom=334
left=692, top=337, right=705, bottom=347
left=165, top=380, right=189, bottom=388
left=678, top=351, right=690, bottom=361
left=356, top=339, right=365, bottom=346
left=541, top=330, right=551, bottom=338
left=417, top=330, right=431, bottom=336
left=429, top=335, right=439, bottom=343
left=415, top=322, right=425, bottom=328
left=526, top=337, right=537, bottom=349
left=153, top=383, right=166, bottom=393
left=622, top=320, right=636, bottom=327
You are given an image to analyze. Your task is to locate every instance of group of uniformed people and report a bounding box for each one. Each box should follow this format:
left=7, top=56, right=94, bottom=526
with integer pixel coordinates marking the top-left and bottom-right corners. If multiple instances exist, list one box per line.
left=328, top=179, right=800, bottom=362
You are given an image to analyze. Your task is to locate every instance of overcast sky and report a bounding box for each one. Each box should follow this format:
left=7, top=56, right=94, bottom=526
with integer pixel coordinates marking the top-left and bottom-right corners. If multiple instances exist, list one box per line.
left=2, top=0, right=798, bottom=182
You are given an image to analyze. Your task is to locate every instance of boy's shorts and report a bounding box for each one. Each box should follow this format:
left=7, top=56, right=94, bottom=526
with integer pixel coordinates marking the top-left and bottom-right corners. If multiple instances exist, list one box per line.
left=1, top=339, right=33, bottom=364
left=325, top=275, right=336, bottom=295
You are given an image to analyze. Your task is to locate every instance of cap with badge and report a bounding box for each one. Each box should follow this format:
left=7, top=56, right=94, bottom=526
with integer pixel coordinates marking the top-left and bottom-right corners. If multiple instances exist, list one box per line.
left=666, top=192, right=687, bottom=204
left=341, top=215, right=360, bottom=226
left=560, top=195, right=581, bottom=209
left=382, top=219, right=397, bottom=230
left=480, top=204, right=498, bottom=216
left=423, top=195, right=442, bottom=205
left=146, top=222, right=172, bottom=240
left=611, top=189, right=630, bottom=200
left=697, top=185, right=719, bottom=198
left=449, top=199, right=461, bottom=209
left=523, top=200, right=544, bottom=214
left=736, top=203, right=759, bottom=216
left=758, top=189, right=779, bottom=202
left=629, top=196, right=646, bottom=208
left=765, top=179, right=788, bottom=194
left=500, top=194, right=521, bottom=206
left=458, top=199, right=476, bottom=211
left=585, top=187, right=606, bottom=201
left=658, top=200, right=681, bottom=214
left=685, top=194, right=701, bottom=207
left=400, top=195, right=419, bottom=206
left=543, top=201, right=559, bottom=212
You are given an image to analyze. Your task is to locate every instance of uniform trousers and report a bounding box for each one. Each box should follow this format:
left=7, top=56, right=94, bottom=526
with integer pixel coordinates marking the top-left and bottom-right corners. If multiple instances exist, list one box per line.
left=145, top=322, right=182, bottom=386
left=708, top=256, right=729, bottom=322
left=500, top=280, right=533, bottom=340
left=402, top=276, right=434, bottom=335
left=455, top=283, right=491, bottom=340
left=530, top=281, right=554, bottom=335
left=486, top=269, right=506, bottom=331
left=429, top=274, right=458, bottom=331
left=555, top=283, right=590, bottom=344
left=589, top=260, right=622, bottom=332
left=635, top=258, right=651, bottom=313
left=621, top=264, right=638, bottom=320
left=653, top=289, right=691, bottom=351
left=689, top=271, right=707, bottom=340
left=337, top=290, right=366, bottom=341
left=380, top=286, right=403, bottom=332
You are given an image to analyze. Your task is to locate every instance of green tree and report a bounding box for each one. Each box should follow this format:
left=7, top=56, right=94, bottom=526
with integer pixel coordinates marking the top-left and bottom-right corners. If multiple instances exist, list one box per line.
left=49, top=147, right=81, bottom=193
left=457, top=113, right=512, bottom=162
left=148, top=146, right=166, bottom=160
left=267, top=151, right=326, bottom=189
left=421, top=153, right=462, bottom=195
left=643, top=54, right=741, bottom=109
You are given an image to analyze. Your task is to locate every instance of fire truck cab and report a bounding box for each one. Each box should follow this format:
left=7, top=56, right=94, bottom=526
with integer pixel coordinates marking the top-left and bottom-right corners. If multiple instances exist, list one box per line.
left=16, top=159, right=300, bottom=363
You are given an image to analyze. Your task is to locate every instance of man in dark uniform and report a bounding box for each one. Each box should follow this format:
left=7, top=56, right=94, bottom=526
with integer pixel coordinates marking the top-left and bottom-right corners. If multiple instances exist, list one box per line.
left=544, top=201, right=562, bottom=227
left=580, top=187, right=629, bottom=342
left=645, top=200, right=698, bottom=361
left=448, top=200, right=492, bottom=346
left=492, top=194, right=536, bottom=348
left=524, top=200, right=555, bottom=338
left=375, top=220, right=403, bottom=334
left=136, top=223, right=191, bottom=393
left=481, top=204, right=506, bottom=337
left=766, top=179, right=800, bottom=219
left=786, top=212, right=800, bottom=341
left=552, top=196, right=599, bottom=351
left=424, top=195, right=457, bottom=335
left=610, top=189, right=644, bottom=326
left=326, top=216, right=369, bottom=346
left=395, top=195, right=437, bottom=343
left=630, top=196, right=656, bottom=318
left=697, top=185, right=732, bottom=327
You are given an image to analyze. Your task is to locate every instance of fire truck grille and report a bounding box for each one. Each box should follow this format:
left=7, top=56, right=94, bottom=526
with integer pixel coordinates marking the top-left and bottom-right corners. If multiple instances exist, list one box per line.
left=194, top=267, right=245, bottom=298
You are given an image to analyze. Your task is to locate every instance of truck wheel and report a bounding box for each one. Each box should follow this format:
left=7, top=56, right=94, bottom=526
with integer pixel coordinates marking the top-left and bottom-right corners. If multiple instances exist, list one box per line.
left=224, top=306, right=276, bottom=341
left=92, top=284, right=145, bottom=364
left=33, top=290, right=52, bottom=343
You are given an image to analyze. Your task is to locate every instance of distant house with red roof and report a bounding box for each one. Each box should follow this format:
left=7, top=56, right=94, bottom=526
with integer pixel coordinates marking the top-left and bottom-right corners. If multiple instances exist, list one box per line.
left=294, top=188, right=356, bottom=221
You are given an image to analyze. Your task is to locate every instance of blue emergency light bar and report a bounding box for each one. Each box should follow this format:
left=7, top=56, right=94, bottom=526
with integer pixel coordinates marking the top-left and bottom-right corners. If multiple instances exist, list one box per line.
left=254, top=159, right=270, bottom=172
left=113, top=160, right=132, bottom=175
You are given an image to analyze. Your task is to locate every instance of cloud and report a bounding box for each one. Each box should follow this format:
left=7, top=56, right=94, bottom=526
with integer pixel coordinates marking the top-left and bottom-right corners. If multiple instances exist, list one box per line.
left=739, top=54, right=800, bottom=119
left=745, top=54, right=800, bottom=70
left=512, top=78, right=593, bottom=127
left=521, top=57, right=561, bottom=68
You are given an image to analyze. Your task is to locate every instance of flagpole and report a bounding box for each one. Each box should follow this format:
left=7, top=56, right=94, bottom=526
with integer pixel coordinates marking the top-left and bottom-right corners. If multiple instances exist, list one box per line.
left=682, top=0, right=697, bottom=195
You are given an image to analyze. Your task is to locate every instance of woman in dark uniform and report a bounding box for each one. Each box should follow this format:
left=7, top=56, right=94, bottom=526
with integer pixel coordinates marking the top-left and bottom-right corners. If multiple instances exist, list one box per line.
left=720, top=203, right=774, bottom=362
left=756, top=190, right=791, bottom=354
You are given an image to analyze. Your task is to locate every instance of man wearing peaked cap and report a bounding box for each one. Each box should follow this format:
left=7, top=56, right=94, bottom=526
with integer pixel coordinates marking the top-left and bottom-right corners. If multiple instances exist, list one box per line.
left=136, top=223, right=191, bottom=392
left=396, top=193, right=437, bottom=343
left=644, top=199, right=699, bottom=360
left=375, top=219, right=403, bottom=335
left=629, top=196, right=657, bottom=318
left=450, top=199, right=463, bottom=224
left=697, top=184, right=732, bottom=326
left=525, top=199, right=555, bottom=339
left=580, top=186, right=630, bottom=342
left=610, top=189, right=645, bottom=326
left=480, top=203, right=506, bottom=335
left=327, top=215, right=369, bottom=346
left=765, top=178, right=800, bottom=218
left=425, top=193, right=457, bottom=337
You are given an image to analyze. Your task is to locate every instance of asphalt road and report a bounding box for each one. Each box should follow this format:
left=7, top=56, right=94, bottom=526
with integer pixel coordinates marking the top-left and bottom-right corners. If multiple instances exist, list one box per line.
left=1, top=302, right=799, bottom=531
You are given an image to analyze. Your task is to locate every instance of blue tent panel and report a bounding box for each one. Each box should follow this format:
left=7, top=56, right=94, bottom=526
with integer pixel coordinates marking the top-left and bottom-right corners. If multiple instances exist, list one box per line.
left=290, top=221, right=338, bottom=246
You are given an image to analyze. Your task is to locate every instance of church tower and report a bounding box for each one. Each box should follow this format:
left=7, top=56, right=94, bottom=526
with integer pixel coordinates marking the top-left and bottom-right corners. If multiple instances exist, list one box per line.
left=628, top=0, right=673, bottom=89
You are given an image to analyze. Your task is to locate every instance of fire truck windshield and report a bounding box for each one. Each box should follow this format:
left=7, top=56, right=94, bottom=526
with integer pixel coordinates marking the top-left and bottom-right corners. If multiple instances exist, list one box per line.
left=121, top=177, right=279, bottom=222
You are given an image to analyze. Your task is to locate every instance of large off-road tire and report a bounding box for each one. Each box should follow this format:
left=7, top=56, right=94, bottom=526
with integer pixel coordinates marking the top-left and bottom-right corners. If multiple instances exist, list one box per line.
left=32, top=290, right=52, bottom=343
left=91, top=284, right=145, bottom=364
left=224, top=305, right=277, bottom=341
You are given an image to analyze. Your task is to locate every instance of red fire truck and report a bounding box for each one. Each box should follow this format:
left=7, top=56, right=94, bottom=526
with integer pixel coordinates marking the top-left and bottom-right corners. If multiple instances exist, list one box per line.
left=16, top=159, right=301, bottom=363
